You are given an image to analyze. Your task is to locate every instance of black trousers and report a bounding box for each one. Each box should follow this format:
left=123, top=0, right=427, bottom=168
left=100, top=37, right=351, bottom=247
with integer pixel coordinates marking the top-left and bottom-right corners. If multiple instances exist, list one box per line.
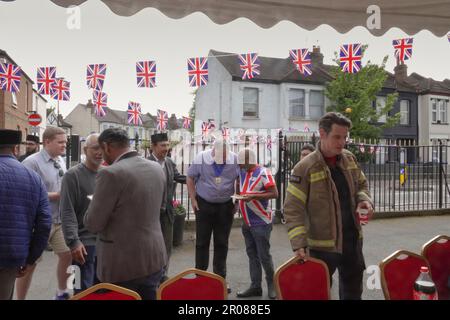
left=309, top=234, right=365, bottom=300
left=195, top=196, right=234, bottom=279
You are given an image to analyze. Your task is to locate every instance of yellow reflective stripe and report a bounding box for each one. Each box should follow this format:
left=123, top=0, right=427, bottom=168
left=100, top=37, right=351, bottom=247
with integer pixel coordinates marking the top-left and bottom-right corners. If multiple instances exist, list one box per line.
left=307, top=238, right=335, bottom=247
left=288, top=226, right=306, bottom=240
left=310, top=171, right=327, bottom=183
left=287, top=184, right=307, bottom=204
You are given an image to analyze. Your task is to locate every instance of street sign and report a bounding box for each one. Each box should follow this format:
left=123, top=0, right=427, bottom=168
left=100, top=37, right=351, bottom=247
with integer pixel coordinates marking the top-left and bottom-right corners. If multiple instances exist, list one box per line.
left=28, top=113, right=42, bottom=126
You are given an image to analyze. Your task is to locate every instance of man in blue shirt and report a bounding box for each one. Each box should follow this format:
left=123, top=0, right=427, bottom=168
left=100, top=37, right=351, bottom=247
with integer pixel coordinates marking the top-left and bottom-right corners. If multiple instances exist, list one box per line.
left=0, top=130, right=51, bottom=300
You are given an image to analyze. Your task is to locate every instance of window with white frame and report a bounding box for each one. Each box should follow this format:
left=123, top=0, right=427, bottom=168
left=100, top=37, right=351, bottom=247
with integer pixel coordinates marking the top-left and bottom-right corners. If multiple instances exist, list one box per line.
left=400, top=100, right=410, bottom=125
left=289, top=89, right=305, bottom=118
left=431, top=98, right=449, bottom=124
left=376, top=96, right=387, bottom=123
left=309, top=90, right=324, bottom=120
left=243, top=87, right=259, bottom=117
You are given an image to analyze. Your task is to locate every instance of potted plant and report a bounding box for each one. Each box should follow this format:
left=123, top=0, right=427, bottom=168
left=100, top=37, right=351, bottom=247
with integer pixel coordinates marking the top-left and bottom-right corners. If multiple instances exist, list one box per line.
left=172, top=200, right=186, bottom=247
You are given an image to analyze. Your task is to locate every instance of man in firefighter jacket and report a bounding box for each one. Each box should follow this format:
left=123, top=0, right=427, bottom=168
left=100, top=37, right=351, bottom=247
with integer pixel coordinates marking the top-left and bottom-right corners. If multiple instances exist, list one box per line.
left=283, top=112, right=373, bottom=300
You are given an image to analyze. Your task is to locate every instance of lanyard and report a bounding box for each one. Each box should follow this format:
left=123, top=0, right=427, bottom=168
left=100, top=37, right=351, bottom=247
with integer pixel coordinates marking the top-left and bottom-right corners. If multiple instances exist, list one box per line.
left=212, top=162, right=226, bottom=177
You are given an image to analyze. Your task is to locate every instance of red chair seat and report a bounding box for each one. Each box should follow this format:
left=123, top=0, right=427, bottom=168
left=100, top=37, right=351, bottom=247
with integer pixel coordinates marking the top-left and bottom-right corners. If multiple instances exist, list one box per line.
left=422, top=235, right=450, bottom=300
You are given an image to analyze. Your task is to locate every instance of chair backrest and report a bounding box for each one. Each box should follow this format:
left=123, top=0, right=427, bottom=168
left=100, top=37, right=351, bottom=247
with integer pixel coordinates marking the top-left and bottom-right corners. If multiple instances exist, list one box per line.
left=70, top=283, right=142, bottom=300
left=157, top=268, right=227, bottom=300
left=379, top=250, right=430, bottom=300
left=274, top=256, right=330, bottom=300
left=422, top=235, right=450, bottom=300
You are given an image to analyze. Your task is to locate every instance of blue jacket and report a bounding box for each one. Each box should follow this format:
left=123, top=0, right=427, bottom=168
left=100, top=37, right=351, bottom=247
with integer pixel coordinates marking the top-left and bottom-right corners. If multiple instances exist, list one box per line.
left=0, top=155, right=51, bottom=268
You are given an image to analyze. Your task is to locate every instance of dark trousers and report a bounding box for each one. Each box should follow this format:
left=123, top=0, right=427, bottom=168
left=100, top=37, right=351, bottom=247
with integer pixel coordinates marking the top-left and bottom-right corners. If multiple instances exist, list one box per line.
left=73, top=245, right=98, bottom=295
left=160, top=210, right=173, bottom=279
left=195, top=196, right=234, bottom=279
left=309, top=235, right=365, bottom=300
left=242, top=223, right=275, bottom=289
left=114, top=268, right=164, bottom=300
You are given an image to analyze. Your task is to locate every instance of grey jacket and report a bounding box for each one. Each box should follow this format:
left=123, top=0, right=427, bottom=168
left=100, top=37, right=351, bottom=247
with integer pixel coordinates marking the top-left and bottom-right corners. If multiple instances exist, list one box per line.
left=84, top=152, right=167, bottom=283
left=147, top=154, right=186, bottom=223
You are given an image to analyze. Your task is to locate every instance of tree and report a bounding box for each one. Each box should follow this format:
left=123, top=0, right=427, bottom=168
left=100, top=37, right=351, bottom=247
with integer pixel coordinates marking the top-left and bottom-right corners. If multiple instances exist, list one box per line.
left=325, top=46, right=399, bottom=140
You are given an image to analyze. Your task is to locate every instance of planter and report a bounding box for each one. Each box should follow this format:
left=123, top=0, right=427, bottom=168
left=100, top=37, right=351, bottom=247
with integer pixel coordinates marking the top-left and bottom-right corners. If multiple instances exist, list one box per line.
left=173, top=212, right=186, bottom=247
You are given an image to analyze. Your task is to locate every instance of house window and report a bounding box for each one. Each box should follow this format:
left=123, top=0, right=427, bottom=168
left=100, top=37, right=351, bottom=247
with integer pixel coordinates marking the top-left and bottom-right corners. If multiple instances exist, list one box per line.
left=400, top=100, right=410, bottom=125
left=243, top=88, right=259, bottom=117
left=431, top=98, right=449, bottom=124
left=310, top=91, right=324, bottom=120
left=289, top=89, right=305, bottom=118
left=376, top=96, right=387, bottom=123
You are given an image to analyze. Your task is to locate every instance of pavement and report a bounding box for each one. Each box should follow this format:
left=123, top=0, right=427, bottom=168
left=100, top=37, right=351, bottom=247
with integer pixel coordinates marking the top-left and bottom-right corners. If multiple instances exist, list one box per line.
left=23, top=214, right=450, bottom=300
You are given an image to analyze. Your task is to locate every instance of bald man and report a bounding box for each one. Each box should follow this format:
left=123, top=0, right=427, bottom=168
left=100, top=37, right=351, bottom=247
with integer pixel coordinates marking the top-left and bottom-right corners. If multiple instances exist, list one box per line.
left=60, top=134, right=103, bottom=294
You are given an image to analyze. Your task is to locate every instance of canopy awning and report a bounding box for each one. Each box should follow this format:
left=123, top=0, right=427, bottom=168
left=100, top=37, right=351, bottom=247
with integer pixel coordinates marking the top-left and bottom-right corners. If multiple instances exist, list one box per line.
left=42, top=0, right=450, bottom=36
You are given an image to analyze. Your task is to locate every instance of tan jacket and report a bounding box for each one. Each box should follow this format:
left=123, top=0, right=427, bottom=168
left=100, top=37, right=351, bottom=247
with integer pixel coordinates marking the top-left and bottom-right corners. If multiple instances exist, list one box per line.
left=283, top=145, right=373, bottom=254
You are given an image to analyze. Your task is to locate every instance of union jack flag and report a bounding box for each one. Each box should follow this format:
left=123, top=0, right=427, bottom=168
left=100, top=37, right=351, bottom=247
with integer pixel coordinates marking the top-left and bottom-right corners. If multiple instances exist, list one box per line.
left=339, top=44, right=363, bottom=74
left=201, top=121, right=210, bottom=138
left=51, top=78, right=70, bottom=101
left=222, top=127, right=230, bottom=140
left=182, top=116, right=192, bottom=129
left=93, top=90, right=107, bottom=117
left=393, top=38, right=413, bottom=63
left=127, top=102, right=142, bottom=126
left=369, top=145, right=376, bottom=154
left=304, top=123, right=310, bottom=132
left=238, top=53, right=260, bottom=80
left=267, top=135, right=272, bottom=151
left=156, top=109, right=168, bottom=131
left=0, top=63, right=21, bottom=93
left=36, top=67, right=56, bottom=95
left=136, top=61, right=156, bottom=88
left=250, top=135, right=258, bottom=145
left=208, top=119, right=216, bottom=131
left=187, top=57, right=208, bottom=87
left=86, top=64, right=106, bottom=91
left=289, top=49, right=312, bottom=76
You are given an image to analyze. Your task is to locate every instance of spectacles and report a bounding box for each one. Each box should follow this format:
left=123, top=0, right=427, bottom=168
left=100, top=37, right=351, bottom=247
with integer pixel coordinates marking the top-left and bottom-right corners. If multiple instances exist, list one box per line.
left=53, top=161, right=64, bottom=177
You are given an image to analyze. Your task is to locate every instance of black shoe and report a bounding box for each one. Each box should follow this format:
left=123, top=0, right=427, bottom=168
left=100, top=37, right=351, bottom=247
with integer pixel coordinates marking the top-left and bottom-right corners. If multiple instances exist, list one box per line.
left=236, top=287, right=262, bottom=298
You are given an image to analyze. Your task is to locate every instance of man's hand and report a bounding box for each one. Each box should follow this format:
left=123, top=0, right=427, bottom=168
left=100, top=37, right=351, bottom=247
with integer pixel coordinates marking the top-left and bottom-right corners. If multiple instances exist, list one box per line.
left=191, top=198, right=199, bottom=213
left=16, top=264, right=34, bottom=278
left=71, top=243, right=87, bottom=265
left=295, top=248, right=307, bottom=260
left=357, top=200, right=374, bottom=220
left=242, top=194, right=257, bottom=202
left=231, top=201, right=239, bottom=215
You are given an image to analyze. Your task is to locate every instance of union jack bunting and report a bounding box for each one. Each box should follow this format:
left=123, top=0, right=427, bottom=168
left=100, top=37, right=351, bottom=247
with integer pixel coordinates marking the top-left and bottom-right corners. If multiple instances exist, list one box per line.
left=393, top=38, right=413, bottom=63
left=182, top=116, right=192, bottom=129
left=369, top=145, right=376, bottom=154
left=36, top=67, right=56, bottom=95
left=92, top=90, right=107, bottom=117
left=304, top=123, right=310, bottom=132
left=156, top=109, right=168, bottom=131
left=51, top=78, right=70, bottom=101
left=339, top=44, right=363, bottom=74
left=208, top=119, right=216, bottom=131
left=127, top=102, right=142, bottom=126
left=201, top=121, right=210, bottom=138
left=250, top=135, right=258, bottom=145
left=0, top=63, right=21, bottom=93
left=136, top=61, right=156, bottom=88
left=289, top=49, right=312, bottom=76
left=267, top=135, right=272, bottom=151
left=86, top=64, right=107, bottom=91
left=238, top=53, right=260, bottom=80
left=187, top=57, right=208, bottom=87
left=222, top=127, right=230, bottom=140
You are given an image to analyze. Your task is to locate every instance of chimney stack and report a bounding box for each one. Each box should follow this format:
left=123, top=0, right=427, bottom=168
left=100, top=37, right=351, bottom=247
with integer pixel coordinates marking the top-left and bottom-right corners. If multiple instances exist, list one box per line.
left=310, top=46, right=324, bottom=66
left=394, top=63, right=408, bottom=82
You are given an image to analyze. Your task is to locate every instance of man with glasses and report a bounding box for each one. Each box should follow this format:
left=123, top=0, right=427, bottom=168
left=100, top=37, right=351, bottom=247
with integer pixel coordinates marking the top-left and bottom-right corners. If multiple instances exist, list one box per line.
left=61, top=134, right=102, bottom=294
left=18, top=126, right=72, bottom=300
left=18, top=135, right=40, bottom=162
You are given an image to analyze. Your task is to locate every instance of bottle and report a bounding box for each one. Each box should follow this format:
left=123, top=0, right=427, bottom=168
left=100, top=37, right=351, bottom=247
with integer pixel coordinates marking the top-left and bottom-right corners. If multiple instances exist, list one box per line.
left=413, top=266, right=438, bottom=300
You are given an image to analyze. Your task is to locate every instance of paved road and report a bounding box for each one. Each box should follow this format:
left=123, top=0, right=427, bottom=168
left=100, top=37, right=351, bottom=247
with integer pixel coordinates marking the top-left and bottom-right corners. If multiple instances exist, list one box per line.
left=24, top=214, right=450, bottom=300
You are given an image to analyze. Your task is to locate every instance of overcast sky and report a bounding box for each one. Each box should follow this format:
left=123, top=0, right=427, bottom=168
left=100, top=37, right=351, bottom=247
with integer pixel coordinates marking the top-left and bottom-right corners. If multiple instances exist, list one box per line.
left=1, top=0, right=449, bottom=118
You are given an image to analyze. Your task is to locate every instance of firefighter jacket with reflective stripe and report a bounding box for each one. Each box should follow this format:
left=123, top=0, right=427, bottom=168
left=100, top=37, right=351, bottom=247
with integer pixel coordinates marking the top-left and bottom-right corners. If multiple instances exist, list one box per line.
left=283, top=145, right=373, bottom=254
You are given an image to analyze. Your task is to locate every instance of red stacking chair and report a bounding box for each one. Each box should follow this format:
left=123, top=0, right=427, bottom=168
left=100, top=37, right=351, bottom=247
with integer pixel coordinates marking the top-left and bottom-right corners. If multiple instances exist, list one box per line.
left=422, top=235, right=450, bottom=300
left=379, top=250, right=430, bottom=300
left=274, top=256, right=330, bottom=300
left=157, top=268, right=227, bottom=300
left=70, top=283, right=141, bottom=300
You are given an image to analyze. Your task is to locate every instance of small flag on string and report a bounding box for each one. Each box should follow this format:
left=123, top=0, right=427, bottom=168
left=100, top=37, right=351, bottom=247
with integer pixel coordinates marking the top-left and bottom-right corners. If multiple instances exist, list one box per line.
left=182, top=116, right=192, bottom=129
left=289, top=49, right=312, bottom=76
left=36, top=67, right=56, bottom=95
left=267, top=135, right=272, bottom=151
left=339, top=44, right=363, bottom=73
left=93, top=90, right=107, bottom=117
left=222, top=127, right=230, bottom=141
left=86, top=64, right=106, bottom=91
left=0, top=62, right=21, bottom=93
left=187, top=57, right=208, bottom=87
left=156, top=109, right=169, bottom=131
left=201, top=121, right=210, bottom=139
left=238, top=53, right=260, bottom=80
left=51, top=78, right=70, bottom=101
left=208, top=119, right=216, bottom=131
left=127, top=101, right=142, bottom=126
left=304, top=123, right=310, bottom=132
left=136, top=61, right=156, bottom=88
left=393, top=38, right=413, bottom=63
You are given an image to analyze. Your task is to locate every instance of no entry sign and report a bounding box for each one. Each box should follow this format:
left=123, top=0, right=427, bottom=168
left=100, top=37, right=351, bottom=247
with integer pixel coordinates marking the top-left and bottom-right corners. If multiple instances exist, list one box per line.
left=28, top=113, right=42, bottom=126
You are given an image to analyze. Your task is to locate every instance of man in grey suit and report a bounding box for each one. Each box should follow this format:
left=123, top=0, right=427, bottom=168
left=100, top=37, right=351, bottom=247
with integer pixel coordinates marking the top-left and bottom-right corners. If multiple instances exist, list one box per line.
left=84, top=128, right=167, bottom=300
left=148, top=133, right=186, bottom=283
